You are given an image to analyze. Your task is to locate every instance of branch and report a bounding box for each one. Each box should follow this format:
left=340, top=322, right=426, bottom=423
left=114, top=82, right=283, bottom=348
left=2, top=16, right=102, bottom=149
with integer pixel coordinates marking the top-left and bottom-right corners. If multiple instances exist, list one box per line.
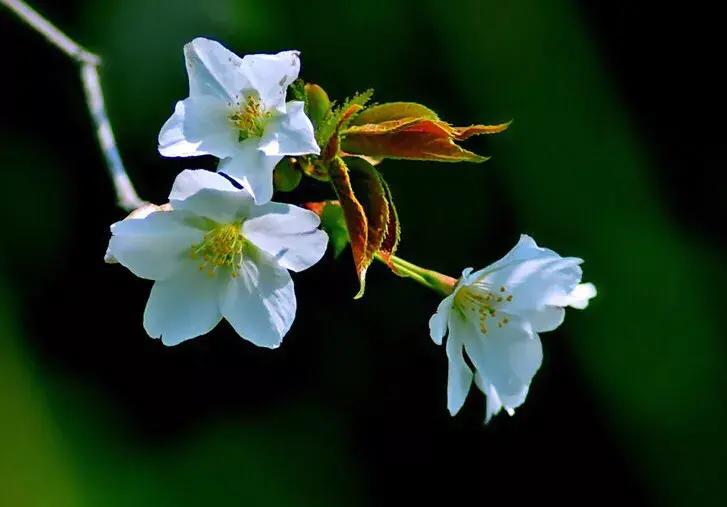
left=2, top=0, right=145, bottom=211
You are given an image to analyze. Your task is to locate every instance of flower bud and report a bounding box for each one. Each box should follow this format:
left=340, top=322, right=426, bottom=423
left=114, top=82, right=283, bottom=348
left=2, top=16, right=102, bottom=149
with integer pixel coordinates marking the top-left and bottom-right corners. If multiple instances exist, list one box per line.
left=304, top=83, right=331, bottom=128
left=273, top=158, right=302, bottom=192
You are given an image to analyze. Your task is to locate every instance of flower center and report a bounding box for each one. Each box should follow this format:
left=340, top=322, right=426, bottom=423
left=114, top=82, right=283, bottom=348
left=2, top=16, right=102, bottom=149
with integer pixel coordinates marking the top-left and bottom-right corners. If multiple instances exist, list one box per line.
left=229, top=93, right=271, bottom=141
left=190, top=222, right=245, bottom=278
left=454, top=281, right=514, bottom=334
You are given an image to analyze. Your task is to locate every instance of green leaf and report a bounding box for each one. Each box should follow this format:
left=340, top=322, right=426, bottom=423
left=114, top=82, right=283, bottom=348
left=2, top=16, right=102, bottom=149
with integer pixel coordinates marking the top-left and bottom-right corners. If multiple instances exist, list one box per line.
left=322, top=206, right=349, bottom=259
left=316, top=89, right=374, bottom=155
left=337, top=89, right=375, bottom=130
left=288, top=78, right=306, bottom=102
left=314, top=200, right=349, bottom=258
left=351, top=102, right=439, bottom=125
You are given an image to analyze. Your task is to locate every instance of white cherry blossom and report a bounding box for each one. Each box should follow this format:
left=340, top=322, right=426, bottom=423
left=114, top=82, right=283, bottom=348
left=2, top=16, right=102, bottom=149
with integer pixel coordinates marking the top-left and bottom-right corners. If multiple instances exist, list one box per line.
left=158, top=38, right=319, bottom=204
left=107, top=170, right=328, bottom=347
left=428, top=235, right=596, bottom=422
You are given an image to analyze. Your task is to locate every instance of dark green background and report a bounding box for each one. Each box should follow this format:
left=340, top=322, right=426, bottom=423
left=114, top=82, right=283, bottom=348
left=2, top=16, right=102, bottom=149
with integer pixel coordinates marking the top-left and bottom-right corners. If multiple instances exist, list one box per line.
left=1, top=1, right=724, bottom=505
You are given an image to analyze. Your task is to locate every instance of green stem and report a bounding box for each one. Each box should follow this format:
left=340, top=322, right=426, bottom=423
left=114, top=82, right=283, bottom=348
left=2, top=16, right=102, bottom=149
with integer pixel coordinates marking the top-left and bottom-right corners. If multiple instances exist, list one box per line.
left=375, top=253, right=456, bottom=296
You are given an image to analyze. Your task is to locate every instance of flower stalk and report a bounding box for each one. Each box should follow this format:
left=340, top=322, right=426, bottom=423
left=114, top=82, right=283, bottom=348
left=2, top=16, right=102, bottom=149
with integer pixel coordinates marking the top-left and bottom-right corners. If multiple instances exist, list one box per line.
left=376, top=253, right=456, bottom=297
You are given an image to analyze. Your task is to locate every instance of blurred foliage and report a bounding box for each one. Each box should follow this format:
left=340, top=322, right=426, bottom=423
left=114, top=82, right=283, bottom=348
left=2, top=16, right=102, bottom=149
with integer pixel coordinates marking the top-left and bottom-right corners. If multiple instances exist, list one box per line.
left=1, top=0, right=725, bottom=506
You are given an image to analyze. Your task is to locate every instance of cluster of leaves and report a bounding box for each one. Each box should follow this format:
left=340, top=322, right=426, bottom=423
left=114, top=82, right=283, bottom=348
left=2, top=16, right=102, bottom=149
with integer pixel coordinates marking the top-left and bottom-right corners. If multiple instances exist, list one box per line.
left=314, top=87, right=374, bottom=157
left=278, top=80, right=509, bottom=297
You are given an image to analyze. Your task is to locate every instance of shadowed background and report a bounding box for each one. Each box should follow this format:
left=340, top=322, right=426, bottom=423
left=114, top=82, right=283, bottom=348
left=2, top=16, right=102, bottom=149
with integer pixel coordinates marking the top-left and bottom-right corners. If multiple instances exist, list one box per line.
left=1, top=1, right=724, bottom=505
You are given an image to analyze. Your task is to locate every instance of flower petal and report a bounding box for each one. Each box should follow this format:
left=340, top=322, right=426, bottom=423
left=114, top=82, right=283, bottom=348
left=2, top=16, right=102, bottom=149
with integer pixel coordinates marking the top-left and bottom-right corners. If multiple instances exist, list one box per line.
left=472, top=236, right=584, bottom=315
left=158, top=96, right=236, bottom=158
left=487, top=234, right=556, bottom=272
left=491, top=256, right=583, bottom=315
left=474, top=373, right=506, bottom=423
left=445, top=312, right=474, bottom=416
left=184, top=38, right=251, bottom=102
left=459, top=267, right=474, bottom=282
left=526, top=306, right=566, bottom=333
left=143, top=262, right=224, bottom=346
left=464, top=317, right=542, bottom=418
left=555, top=282, right=597, bottom=310
left=466, top=234, right=562, bottom=284
left=240, top=51, right=300, bottom=112
left=218, top=141, right=280, bottom=204
left=169, top=169, right=241, bottom=202
left=108, top=211, right=202, bottom=281
left=258, top=101, right=320, bottom=157
left=173, top=188, right=253, bottom=224
left=428, top=292, right=455, bottom=345
left=168, top=169, right=253, bottom=224
left=105, top=203, right=172, bottom=264
left=220, top=249, right=296, bottom=348
left=243, top=202, right=327, bottom=272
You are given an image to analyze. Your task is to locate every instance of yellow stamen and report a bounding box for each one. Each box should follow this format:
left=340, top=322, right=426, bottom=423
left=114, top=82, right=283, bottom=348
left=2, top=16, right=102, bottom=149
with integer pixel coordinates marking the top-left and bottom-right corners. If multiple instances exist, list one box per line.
left=190, top=222, right=245, bottom=278
left=229, top=93, right=271, bottom=140
left=454, top=278, right=515, bottom=334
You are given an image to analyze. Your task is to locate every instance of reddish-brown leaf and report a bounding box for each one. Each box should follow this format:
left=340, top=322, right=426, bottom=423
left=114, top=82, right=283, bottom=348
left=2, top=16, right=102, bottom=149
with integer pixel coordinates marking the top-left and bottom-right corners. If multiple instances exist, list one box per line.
left=329, top=157, right=390, bottom=298
left=345, top=157, right=390, bottom=276
left=341, top=117, right=509, bottom=163
left=377, top=172, right=401, bottom=268
left=328, top=158, right=368, bottom=289
left=451, top=121, right=511, bottom=140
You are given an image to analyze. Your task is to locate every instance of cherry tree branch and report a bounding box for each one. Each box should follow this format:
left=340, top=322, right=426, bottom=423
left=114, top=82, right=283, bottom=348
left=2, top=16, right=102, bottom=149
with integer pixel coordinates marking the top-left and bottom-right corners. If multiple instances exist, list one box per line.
left=2, top=0, right=145, bottom=211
